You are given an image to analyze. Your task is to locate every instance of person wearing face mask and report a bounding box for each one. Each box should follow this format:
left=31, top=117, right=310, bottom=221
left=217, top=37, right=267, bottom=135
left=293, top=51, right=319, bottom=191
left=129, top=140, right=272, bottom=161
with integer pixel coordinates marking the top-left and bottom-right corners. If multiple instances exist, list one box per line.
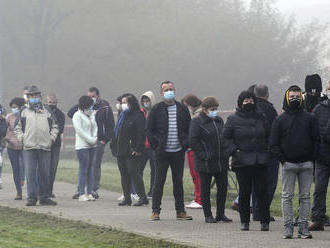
left=5, top=97, right=25, bottom=199
left=182, top=94, right=203, bottom=209
left=72, top=96, right=98, bottom=202
left=110, top=94, right=149, bottom=207
left=309, top=81, right=330, bottom=231
left=270, top=85, right=319, bottom=239
left=45, top=93, right=65, bottom=198
left=140, top=91, right=156, bottom=198
left=304, top=74, right=323, bottom=113
left=222, top=91, right=271, bottom=232
left=69, top=87, right=115, bottom=200
left=189, top=97, right=231, bottom=223
left=14, top=86, right=59, bottom=206
left=147, top=81, right=192, bottom=221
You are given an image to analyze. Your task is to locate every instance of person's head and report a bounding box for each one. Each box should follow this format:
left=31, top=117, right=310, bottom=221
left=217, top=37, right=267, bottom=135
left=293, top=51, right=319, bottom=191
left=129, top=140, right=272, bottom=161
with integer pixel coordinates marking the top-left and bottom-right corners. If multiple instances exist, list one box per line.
left=87, top=87, right=100, bottom=104
left=284, top=85, right=303, bottom=111
left=26, top=86, right=42, bottom=108
left=46, top=93, right=58, bottom=110
left=247, top=84, right=257, bottom=93
left=141, top=91, right=155, bottom=111
left=182, top=94, right=202, bottom=109
left=305, top=74, right=322, bottom=96
left=78, top=95, right=94, bottom=116
left=237, top=91, right=257, bottom=112
left=9, top=97, right=25, bottom=114
left=254, top=84, right=269, bottom=100
left=201, top=97, right=219, bottom=119
left=121, top=93, right=140, bottom=112
left=160, top=81, right=175, bottom=102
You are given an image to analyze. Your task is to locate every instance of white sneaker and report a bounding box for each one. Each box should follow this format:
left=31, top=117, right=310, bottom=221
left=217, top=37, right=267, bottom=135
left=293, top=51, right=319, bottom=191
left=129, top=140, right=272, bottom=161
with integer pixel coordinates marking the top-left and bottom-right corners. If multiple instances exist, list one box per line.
left=117, top=195, right=124, bottom=201
left=131, top=194, right=140, bottom=201
left=78, top=194, right=90, bottom=202
left=0, top=178, right=3, bottom=189
left=185, top=200, right=202, bottom=209
left=87, top=194, right=95, bottom=201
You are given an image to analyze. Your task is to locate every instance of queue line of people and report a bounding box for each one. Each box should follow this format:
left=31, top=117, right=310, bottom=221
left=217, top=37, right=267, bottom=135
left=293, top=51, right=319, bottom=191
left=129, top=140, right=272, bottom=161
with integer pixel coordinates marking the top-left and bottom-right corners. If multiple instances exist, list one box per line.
left=0, top=74, right=330, bottom=240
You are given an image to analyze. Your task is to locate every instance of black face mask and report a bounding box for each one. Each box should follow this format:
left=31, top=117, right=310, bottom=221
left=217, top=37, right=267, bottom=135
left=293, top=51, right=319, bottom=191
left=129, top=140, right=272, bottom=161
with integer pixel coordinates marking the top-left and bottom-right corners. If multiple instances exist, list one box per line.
left=288, top=98, right=301, bottom=110
left=242, top=103, right=255, bottom=112
left=48, top=104, right=57, bottom=110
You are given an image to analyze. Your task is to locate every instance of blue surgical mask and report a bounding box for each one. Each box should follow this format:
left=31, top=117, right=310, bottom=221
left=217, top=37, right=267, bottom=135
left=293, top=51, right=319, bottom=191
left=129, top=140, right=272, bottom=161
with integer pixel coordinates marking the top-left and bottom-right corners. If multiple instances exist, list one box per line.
left=208, top=110, right=219, bottom=119
left=164, top=91, right=175, bottom=101
left=143, top=102, right=151, bottom=109
left=11, top=108, right=19, bottom=114
left=29, top=98, right=40, bottom=105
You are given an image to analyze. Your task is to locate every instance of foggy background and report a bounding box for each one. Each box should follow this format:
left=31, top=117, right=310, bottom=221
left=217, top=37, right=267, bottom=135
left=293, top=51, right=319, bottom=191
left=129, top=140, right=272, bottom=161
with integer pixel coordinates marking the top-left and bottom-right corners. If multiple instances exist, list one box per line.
left=0, top=0, right=329, bottom=111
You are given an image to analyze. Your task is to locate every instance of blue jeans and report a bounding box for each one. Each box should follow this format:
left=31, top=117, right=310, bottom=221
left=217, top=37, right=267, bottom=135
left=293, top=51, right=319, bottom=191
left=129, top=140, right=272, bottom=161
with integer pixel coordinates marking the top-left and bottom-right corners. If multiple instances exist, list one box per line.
left=24, top=150, right=51, bottom=201
left=7, top=148, right=25, bottom=194
left=76, top=148, right=96, bottom=195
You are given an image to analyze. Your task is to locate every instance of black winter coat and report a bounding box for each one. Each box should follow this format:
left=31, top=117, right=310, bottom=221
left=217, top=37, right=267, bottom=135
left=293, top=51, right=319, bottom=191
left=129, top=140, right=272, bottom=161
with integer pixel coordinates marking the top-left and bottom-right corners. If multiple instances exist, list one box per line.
left=256, top=98, right=278, bottom=126
left=47, top=106, right=65, bottom=147
left=269, top=109, right=319, bottom=163
left=222, top=109, right=271, bottom=168
left=147, top=101, right=191, bottom=155
left=314, top=100, right=330, bottom=165
left=110, top=110, right=146, bottom=157
left=189, top=113, right=228, bottom=173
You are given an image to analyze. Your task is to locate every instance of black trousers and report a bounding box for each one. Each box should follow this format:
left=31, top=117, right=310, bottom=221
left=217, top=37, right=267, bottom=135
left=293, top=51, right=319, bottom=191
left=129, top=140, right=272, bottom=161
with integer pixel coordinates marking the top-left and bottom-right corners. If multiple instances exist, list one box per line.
left=199, top=170, right=228, bottom=218
left=234, top=165, right=270, bottom=224
left=312, top=162, right=330, bottom=223
left=117, top=156, right=147, bottom=202
left=152, top=150, right=185, bottom=214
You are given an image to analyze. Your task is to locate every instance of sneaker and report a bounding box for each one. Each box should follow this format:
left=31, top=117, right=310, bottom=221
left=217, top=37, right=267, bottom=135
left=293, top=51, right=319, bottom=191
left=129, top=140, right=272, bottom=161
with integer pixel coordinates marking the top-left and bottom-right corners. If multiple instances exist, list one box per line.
left=151, top=212, right=160, bottom=221
left=176, top=211, right=193, bottom=220
left=79, top=194, right=90, bottom=202
left=216, top=215, right=232, bottom=222
left=72, top=192, right=80, bottom=200
left=185, top=200, right=202, bottom=209
left=117, top=195, right=125, bottom=201
left=298, top=223, right=312, bottom=239
left=261, top=222, right=269, bottom=231
left=231, top=202, right=239, bottom=212
left=87, top=194, right=96, bottom=201
left=39, top=198, right=57, bottom=206
left=309, top=222, right=324, bottom=231
left=26, top=199, right=37, bottom=206
left=241, top=223, right=249, bottom=231
left=133, top=197, right=149, bottom=206
left=205, top=216, right=217, bottom=223
left=283, top=224, right=294, bottom=239
left=92, top=191, right=99, bottom=199
left=131, top=194, right=140, bottom=201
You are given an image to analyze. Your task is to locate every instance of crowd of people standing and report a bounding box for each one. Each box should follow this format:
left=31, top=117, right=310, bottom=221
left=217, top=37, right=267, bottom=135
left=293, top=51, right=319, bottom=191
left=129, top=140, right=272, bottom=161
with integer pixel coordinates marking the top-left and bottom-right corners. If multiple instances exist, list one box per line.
left=0, top=74, right=330, bottom=240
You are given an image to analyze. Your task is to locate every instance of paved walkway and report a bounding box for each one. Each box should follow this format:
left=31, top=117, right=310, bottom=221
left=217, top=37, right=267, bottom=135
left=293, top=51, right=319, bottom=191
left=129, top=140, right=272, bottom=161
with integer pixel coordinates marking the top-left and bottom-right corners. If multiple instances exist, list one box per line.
left=1, top=173, right=330, bottom=248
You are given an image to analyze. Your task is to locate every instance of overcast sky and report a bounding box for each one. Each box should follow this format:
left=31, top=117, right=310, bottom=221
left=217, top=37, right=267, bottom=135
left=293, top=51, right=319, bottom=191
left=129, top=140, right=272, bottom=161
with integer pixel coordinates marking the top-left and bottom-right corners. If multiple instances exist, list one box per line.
left=246, top=0, right=330, bottom=24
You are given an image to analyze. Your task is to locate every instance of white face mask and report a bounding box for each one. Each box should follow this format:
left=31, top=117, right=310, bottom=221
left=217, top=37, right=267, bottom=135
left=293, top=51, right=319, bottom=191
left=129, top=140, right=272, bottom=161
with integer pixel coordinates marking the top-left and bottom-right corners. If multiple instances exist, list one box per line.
left=121, top=103, right=129, bottom=112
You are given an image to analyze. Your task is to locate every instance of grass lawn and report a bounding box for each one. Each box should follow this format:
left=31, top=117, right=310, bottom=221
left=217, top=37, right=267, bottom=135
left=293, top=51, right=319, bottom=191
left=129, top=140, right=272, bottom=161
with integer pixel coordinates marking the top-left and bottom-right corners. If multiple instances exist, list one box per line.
left=0, top=206, right=191, bottom=248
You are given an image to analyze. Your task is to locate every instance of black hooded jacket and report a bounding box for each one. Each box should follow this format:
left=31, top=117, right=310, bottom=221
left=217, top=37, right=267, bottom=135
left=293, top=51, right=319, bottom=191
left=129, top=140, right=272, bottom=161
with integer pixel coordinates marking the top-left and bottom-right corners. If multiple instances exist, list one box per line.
left=269, top=87, right=319, bottom=163
left=189, top=112, right=228, bottom=173
left=313, top=99, right=330, bottom=166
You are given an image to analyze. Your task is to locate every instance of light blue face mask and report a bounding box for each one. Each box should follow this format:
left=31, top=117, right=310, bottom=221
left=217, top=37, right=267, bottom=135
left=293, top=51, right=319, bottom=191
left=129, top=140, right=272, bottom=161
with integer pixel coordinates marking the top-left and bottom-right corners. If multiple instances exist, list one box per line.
left=143, top=102, right=151, bottom=109
left=11, top=108, right=20, bottom=114
left=208, top=110, right=219, bottom=119
left=164, top=90, right=175, bottom=101
left=29, top=98, right=40, bottom=105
